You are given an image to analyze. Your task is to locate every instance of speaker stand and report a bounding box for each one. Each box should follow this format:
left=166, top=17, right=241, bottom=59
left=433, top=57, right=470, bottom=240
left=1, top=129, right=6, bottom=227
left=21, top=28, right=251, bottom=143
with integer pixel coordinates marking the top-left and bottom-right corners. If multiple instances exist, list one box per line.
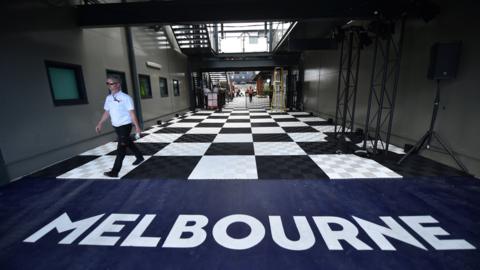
left=397, top=80, right=469, bottom=173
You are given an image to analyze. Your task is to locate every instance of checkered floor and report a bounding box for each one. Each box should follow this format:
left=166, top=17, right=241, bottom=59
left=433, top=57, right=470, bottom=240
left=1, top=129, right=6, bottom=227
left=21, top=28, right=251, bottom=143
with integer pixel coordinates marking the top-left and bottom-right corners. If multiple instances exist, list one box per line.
left=26, top=109, right=469, bottom=180
left=224, top=96, right=271, bottom=110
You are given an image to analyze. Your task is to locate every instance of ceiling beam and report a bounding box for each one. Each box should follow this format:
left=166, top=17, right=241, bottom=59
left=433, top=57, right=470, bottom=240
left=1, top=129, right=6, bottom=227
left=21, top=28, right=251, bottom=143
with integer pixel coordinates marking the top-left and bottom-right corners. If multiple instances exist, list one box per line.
left=190, top=54, right=300, bottom=72
left=76, top=1, right=380, bottom=27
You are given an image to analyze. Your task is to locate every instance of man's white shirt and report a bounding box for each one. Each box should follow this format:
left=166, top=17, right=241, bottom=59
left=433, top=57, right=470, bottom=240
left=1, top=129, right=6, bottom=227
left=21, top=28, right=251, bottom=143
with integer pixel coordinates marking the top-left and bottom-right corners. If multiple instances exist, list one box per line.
left=104, top=91, right=134, bottom=127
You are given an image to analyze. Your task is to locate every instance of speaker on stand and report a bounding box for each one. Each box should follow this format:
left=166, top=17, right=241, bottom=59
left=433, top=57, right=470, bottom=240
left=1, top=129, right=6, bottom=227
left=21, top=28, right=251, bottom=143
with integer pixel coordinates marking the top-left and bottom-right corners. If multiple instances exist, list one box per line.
left=398, top=41, right=468, bottom=173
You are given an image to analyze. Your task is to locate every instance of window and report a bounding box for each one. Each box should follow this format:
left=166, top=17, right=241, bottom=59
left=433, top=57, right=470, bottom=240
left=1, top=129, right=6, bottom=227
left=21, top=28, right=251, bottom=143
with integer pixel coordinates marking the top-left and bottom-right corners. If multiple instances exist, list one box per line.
left=45, top=60, right=88, bottom=106
left=173, top=79, right=180, bottom=96
left=159, top=77, right=168, bottom=97
left=138, top=74, right=152, bottom=99
left=106, top=69, right=128, bottom=94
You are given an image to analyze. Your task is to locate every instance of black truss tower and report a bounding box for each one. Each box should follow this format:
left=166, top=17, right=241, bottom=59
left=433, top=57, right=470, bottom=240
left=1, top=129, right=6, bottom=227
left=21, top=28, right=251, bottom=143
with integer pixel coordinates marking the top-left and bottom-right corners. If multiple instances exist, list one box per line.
left=334, top=27, right=362, bottom=136
left=362, top=16, right=406, bottom=154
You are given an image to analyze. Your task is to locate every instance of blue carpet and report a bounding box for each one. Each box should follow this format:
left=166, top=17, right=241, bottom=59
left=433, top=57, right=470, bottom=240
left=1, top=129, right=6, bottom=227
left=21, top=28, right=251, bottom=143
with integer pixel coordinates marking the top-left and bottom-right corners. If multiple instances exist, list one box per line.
left=0, top=177, right=479, bottom=269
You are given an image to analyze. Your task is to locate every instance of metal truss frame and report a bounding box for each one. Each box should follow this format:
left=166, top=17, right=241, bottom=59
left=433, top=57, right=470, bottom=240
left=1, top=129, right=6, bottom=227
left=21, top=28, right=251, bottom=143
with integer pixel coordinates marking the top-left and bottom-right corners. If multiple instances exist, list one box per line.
left=334, top=27, right=362, bottom=136
left=362, top=16, right=406, bottom=154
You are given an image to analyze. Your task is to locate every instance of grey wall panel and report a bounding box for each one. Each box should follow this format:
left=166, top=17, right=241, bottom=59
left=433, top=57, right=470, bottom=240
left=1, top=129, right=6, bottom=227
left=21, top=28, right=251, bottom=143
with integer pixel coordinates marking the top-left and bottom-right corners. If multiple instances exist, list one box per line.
left=132, top=27, right=189, bottom=122
left=0, top=29, right=126, bottom=175
left=166, top=49, right=189, bottom=113
left=302, top=1, right=480, bottom=176
left=0, top=26, right=190, bottom=181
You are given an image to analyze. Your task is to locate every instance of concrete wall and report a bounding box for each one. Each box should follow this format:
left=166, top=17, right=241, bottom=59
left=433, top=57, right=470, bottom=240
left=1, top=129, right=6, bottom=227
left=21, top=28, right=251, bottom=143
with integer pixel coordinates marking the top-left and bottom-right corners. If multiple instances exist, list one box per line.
left=302, top=1, right=480, bottom=177
left=0, top=25, right=190, bottom=182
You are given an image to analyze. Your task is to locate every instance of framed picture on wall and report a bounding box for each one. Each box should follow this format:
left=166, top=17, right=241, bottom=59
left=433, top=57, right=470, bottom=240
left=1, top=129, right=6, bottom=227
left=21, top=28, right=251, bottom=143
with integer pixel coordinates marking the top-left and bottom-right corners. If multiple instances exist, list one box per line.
left=159, top=77, right=168, bottom=97
left=139, top=74, right=152, bottom=99
left=173, top=79, right=180, bottom=96
left=106, top=69, right=128, bottom=94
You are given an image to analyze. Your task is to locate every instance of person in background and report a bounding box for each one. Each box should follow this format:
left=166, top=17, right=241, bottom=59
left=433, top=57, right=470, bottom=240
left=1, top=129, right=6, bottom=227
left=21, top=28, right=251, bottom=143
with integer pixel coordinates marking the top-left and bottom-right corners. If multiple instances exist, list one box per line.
left=203, top=86, right=210, bottom=109
left=248, top=86, right=253, bottom=103
left=95, top=77, right=144, bottom=177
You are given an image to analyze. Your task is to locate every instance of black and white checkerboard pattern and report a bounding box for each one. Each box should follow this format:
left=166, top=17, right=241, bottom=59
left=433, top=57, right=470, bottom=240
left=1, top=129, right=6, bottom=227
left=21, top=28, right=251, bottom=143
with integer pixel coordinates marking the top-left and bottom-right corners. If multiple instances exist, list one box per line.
left=54, top=109, right=407, bottom=180
left=224, top=96, right=271, bottom=110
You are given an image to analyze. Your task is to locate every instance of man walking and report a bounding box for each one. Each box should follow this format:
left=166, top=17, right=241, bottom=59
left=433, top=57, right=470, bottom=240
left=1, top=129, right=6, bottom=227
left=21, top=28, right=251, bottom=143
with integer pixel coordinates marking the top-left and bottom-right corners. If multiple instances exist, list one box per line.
left=96, top=77, right=144, bottom=177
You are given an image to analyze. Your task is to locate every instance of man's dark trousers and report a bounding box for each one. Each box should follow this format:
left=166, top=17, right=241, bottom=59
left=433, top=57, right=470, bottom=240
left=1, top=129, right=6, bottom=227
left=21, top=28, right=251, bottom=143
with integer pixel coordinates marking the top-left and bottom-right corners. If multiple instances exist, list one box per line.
left=112, top=124, right=142, bottom=173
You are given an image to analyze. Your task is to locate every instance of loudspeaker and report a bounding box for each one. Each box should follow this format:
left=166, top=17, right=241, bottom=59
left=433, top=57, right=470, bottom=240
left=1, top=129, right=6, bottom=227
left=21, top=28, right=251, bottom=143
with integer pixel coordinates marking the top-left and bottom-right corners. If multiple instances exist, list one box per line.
left=427, top=42, right=461, bottom=80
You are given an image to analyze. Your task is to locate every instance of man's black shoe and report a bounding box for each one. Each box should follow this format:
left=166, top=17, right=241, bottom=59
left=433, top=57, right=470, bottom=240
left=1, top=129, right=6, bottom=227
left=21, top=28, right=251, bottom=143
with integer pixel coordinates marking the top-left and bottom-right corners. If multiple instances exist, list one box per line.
left=104, top=171, right=118, bottom=177
left=132, top=157, right=145, bottom=165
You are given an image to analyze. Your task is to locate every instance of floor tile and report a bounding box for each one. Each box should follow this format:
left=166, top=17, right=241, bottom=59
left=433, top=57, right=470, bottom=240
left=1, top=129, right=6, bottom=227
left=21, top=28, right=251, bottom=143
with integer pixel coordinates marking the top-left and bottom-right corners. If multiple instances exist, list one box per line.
left=254, top=142, right=306, bottom=155
left=223, top=122, right=252, bottom=128
left=185, top=115, right=209, bottom=119
left=205, top=143, right=255, bottom=155
left=196, top=123, right=225, bottom=128
left=124, top=156, right=201, bottom=179
left=271, top=115, right=296, bottom=119
left=275, top=118, right=300, bottom=122
left=297, top=141, right=359, bottom=154
left=219, top=128, right=252, bottom=134
left=80, top=142, right=118, bottom=155
left=167, top=122, right=199, bottom=128
left=196, top=110, right=215, bottom=114
left=251, top=122, right=279, bottom=127
left=252, top=133, right=293, bottom=142
left=251, top=127, right=286, bottom=134
left=251, top=118, right=275, bottom=123
left=207, top=116, right=229, bottom=119
left=282, top=127, right=319, bottom=133
left=228, top=115, right=250, bottom=119
left=167, top=118, right=182, bottom=123
left=188, top=156, right=258, bottom=179
left=309, top=154, right=402, bottom=179
left=305, top=121, right=330, bottom=126
left=136, top=133, right=182, bottom=143
left=277, top=121, right=309, bottom=127
left=287, top=132, right=328, bottom=142
left=372, top=151, right=470, bottom=177
left=57, top=156, right=150, bottom=179
left=356, top=140, right=405, bottom=155
left=250, top=116, right=272, bottom=119
left=202, top=118, right=228, bottom=123
left=297, top=117, right=326, bottom=122
left=107, top=143, right=168, bottom=156
left=256, top=156, right=329, bottom=179
left=288, top=112, right=311, bottom=116
left=312, top=125, right=341, bottom=133
left=211, top=113, right=231, bottom=117
left=142, top=127, right=162, bottom=134
left=27, top=156, right=99, bottom=178
left=226, top=119, right=250, bottom=123
left=178, top=119, right=203, bottom=123
left=186, top=128, right=222, bottom=134
left=155, top=143, right=211, bottom=156
left=250, top=112, right=270, bottom=116
left=214, top=134, right=253, bottom=142
left=155, top=128, right=191, bottom=134
left=175, top=134, right=217, bottom=142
